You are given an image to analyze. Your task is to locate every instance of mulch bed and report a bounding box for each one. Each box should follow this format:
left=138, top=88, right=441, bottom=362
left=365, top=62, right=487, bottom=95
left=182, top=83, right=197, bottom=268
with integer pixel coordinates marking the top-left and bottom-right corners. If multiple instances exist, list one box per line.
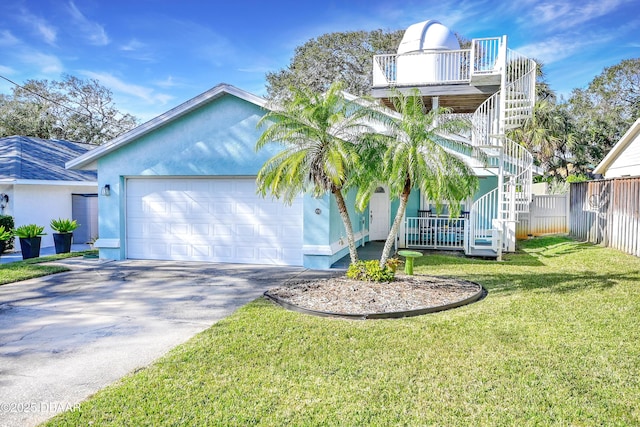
left=265, top=275, right=484, bottom=319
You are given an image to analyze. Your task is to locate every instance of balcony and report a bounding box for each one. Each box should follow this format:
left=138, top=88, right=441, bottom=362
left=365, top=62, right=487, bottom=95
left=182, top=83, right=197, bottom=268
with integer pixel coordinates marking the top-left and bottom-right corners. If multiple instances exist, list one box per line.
left=372, top=37, right=505, bottom=113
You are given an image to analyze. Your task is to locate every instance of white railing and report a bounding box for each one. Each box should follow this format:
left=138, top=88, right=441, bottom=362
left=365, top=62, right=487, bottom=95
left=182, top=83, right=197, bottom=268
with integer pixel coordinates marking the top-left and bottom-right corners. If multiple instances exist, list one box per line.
left=503, top=137, right=533, bottom=214
left=504, top=50, right=536, bottom=129
left=470, top=90, right=501, bottom=147
left=471, top=37, right=502, bottom=74
left=406, top=216, right=467, bottom=250
left=467, top=46, right=536, bottom=253
left=468, top=188, right=499, bottom=251
left=373, top=54, right=398, bottom=86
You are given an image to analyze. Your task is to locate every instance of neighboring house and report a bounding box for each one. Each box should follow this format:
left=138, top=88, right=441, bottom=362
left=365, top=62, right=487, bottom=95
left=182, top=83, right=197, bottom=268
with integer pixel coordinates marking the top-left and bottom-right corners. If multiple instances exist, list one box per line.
left=67, top=20, right=536, bottom=268
left=0, top=136, right=98, bottom=248
left=593, top=118, right=640, bottom=178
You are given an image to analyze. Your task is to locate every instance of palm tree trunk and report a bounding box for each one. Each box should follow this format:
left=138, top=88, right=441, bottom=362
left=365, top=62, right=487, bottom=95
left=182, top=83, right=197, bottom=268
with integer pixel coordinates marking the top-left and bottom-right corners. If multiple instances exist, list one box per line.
left=379, top=180, right=411, bottom=268
left=332, top=187, right=359, bottom=265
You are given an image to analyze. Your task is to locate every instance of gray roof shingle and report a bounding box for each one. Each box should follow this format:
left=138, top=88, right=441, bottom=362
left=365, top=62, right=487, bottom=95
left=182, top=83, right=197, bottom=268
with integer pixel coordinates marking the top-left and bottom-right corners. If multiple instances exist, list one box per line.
left=0, top=136, right=97, bottom=182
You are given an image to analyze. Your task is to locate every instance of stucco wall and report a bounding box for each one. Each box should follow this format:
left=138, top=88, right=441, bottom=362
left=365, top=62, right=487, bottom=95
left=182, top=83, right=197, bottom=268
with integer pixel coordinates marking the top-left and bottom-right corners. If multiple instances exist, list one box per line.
left=12, top=184, right=98, bottom=248
left=475, top=176, right=498, bottom=200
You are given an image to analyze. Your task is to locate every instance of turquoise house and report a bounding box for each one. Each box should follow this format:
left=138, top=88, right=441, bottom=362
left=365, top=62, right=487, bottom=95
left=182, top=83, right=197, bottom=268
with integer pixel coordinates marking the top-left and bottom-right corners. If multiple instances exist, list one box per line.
left=67, top=21, right=537, bottom=269
left=67, top=84, right=366, bottom=269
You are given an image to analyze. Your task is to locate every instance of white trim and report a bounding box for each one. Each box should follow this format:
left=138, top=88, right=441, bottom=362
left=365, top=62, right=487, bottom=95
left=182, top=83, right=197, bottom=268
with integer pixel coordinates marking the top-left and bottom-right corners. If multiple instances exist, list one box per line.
left=94, top=238, right=120, bottom=248
left=594, top=118, right=640, bottom=175
left=302, top=245, right=333, bottom=256
left=66, top=84, right=269, bottom=171
left=302, top=230, right=368, bottom=256
left=6, top=179, right=97, bottom=186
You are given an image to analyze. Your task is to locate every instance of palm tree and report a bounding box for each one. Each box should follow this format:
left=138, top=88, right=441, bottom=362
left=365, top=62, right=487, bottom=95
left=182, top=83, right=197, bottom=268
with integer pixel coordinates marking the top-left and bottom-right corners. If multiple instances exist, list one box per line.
left=356, top=90, right=478, bottom=267
left=512, top=100, right=580, bottom=180
left=256, top=81, right=382, bottom=264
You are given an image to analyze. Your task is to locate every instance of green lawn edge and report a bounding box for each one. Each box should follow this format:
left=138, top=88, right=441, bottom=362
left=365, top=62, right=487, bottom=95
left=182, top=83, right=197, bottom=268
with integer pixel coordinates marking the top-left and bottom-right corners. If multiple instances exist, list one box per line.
left=0, top=250, right=98, bottom=286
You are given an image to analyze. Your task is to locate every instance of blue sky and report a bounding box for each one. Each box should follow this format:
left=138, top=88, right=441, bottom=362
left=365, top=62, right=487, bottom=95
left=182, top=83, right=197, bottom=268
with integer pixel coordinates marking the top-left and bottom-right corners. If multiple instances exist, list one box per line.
left=1, top=0, right=638, bottom=121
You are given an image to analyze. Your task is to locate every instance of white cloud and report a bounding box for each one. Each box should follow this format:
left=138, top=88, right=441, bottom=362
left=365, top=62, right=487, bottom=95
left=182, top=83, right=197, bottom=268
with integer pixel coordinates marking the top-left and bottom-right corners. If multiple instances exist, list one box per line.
left=525, top=0, right=629, bottom=30
left=237, top=65, right=273, bottom=74
left=0, top=30, right=20, bottom=46
left=18, top=8, right=57, bottom=45
left=20, top=51, right=64, bottom=74
left=0, top=65, right=16, bottom=75
left=154, top=76, right=180, bottom=88
left=80, top=70, right=173, bottom=105
left=120, top=39, right=145, bottom=52
left=67, top=1, right=109, bottom=46
left=119, top=39, right=157, bottom=62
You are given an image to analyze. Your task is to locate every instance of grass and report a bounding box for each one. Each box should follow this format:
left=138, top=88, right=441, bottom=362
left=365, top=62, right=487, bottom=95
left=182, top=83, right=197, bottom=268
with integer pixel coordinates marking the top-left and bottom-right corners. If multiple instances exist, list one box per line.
left=45, top=236, right=639, bottom=426
left=0, top=250, right=97, bottom=286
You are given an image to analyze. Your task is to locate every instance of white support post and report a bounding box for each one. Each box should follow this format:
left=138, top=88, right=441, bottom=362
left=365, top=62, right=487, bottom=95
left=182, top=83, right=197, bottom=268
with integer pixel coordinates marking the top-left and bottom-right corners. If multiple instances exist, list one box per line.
left=398, top=216, right=407, bottom=249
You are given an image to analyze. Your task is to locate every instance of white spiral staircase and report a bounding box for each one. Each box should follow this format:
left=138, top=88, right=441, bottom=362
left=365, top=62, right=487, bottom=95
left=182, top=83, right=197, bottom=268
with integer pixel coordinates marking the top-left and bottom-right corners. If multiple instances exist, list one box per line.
left=466, top=43, right=536, bottom=256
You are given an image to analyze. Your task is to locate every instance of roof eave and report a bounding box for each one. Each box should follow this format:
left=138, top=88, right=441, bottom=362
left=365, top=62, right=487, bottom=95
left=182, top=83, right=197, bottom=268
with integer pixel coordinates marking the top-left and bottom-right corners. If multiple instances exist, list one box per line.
left=66, top=83, right=268, bottom=170
left=593, top=118, right=640, bottom=175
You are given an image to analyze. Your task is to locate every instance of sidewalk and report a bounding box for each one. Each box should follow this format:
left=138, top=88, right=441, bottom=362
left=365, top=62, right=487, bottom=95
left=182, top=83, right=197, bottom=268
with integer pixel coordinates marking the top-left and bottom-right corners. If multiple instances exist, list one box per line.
left=0, top=244, right=92, bottom=264
left=330, top=241, right=386, bottom=268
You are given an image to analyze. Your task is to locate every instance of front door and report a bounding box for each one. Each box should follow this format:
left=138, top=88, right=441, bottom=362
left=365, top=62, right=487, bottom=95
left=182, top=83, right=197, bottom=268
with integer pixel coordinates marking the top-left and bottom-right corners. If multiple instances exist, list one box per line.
left=369, top=186, right=390, bottom=241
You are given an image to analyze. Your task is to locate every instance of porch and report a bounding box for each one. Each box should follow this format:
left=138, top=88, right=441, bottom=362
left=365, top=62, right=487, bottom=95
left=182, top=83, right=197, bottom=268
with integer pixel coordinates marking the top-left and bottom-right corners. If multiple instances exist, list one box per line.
left=402, top=210, right=501, bottom=257
left=403, top=211, right=468, bottom=251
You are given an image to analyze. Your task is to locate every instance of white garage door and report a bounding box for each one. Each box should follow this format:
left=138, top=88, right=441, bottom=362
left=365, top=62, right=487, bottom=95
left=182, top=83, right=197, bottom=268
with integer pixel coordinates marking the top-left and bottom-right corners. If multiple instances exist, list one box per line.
left=126, top=178, right=303, bottom=265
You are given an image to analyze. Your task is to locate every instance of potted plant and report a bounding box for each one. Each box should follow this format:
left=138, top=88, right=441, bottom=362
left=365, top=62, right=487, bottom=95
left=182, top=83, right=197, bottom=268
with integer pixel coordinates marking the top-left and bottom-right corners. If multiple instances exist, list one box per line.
left=0, top=215, right=15, bottom=253
left=15, top=224, right=46, bottom=259
left=50, top=218, right=79, bottom=254
left=0, top=225, right=12, bottom=258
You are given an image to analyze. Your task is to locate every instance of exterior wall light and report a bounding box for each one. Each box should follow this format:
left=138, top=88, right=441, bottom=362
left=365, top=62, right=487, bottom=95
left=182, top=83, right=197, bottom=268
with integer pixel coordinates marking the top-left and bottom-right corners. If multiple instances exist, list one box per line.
left=101, top=184, right=111, bottom=196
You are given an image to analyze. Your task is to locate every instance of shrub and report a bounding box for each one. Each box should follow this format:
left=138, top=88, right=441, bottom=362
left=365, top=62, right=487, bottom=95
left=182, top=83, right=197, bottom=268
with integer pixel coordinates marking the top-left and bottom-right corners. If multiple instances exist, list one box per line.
left=0, top=215, right=14, bottom=252
left=346, top=260, right=396, bottom=282
left=50, top=218, right=79, bottom=233
left=385, top=257, right=402, bottom=272
left=14, top=224, right=46, bottom=239
left=0, top=225, right=11, bottom=241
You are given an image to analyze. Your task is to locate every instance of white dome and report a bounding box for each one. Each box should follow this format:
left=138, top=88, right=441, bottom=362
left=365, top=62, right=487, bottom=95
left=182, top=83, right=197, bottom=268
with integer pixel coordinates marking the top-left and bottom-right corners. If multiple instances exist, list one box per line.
left=397, top=20, right=460, bottom=54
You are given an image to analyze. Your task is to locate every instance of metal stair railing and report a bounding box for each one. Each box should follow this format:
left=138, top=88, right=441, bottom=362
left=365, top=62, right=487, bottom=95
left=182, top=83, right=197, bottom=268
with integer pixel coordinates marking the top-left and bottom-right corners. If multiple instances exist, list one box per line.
left=468, top=45, right=536, bottom=253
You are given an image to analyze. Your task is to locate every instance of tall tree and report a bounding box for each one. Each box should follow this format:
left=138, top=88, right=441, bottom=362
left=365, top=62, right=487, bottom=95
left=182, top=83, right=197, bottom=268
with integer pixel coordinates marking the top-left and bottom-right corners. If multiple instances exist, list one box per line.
left=256, top=81, right=384, bottom=264
left=511, top=100, right=581, bottom=180
left=567, top=58, right=640, bottom=167
left=0, top=74, right=138, bottom=144
left=265, top=29, right=404, bottom=100
left=356, top=91, right=478, bottom=267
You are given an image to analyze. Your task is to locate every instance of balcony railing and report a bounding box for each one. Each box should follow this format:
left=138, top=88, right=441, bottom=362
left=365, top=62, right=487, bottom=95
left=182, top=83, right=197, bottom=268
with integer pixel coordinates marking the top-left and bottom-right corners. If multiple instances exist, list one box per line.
left=373, top=37, right=503, bottom=88
left=405, top=216, right=467, bottom=250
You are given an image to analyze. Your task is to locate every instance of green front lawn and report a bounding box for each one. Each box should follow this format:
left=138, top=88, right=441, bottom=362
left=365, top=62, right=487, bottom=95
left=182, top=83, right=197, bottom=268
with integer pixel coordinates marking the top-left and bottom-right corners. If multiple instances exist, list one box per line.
left=0, top=251, right=97, bottom=285
left=46, top=237, right=639, bottom=426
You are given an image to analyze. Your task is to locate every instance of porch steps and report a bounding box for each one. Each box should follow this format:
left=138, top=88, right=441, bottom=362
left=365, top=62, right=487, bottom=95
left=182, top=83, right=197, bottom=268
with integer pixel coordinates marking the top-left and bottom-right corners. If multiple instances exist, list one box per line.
left=465, top=246, right=499, bottom=258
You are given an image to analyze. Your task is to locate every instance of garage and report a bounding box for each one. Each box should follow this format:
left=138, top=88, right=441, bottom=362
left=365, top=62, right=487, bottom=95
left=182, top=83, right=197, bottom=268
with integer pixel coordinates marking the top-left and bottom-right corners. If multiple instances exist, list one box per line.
left=125, top=177, right=303, bottom=265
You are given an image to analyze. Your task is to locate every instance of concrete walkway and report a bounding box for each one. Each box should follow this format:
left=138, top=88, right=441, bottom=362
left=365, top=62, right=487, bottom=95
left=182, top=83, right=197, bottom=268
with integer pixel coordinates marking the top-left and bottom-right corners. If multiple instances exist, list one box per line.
left=331, top=241, right=386, bottom=268
left=0, top=258, right=339, bottom=427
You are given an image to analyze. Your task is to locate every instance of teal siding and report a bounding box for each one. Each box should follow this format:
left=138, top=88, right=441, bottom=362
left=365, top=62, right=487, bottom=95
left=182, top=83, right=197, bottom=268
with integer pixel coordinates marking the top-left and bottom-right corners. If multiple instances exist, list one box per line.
left=475, top=176, right=498, bottom=199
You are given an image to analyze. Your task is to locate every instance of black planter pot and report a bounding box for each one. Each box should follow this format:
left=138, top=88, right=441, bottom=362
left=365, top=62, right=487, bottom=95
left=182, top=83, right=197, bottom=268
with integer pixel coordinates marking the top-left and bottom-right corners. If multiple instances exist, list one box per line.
left=19, top=236, right=42, bottom=260
left=53, top=233, right=73, bottom=254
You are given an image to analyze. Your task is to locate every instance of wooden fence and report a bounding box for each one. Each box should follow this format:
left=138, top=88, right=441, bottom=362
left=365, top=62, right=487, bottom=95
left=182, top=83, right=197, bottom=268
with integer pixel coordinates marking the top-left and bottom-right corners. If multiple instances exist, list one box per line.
left=570, top=177, right=640, bottom=257
left=516, top=194, right=569, bottom=239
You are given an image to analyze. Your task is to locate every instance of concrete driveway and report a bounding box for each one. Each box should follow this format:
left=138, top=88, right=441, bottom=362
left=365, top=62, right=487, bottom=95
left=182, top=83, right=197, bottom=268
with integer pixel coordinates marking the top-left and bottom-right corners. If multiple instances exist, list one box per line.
left=0, top=258, right=338, bottom=427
